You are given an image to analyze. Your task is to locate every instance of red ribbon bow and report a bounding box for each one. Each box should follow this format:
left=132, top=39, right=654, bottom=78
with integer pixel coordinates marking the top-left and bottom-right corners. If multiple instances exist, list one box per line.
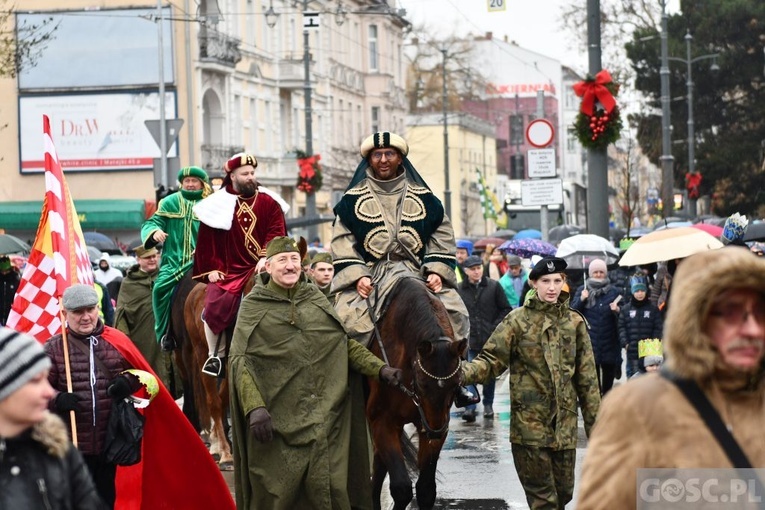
left=572, top=70, right=617, bottom=116
left=297, top=154, right=321, bottom=180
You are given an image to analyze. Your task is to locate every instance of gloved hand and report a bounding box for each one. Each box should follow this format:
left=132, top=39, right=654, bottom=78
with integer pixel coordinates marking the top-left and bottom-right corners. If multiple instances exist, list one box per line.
left=453, top=385, right=480, bottom=408
left=379, top=366, right=404, bottom=387
left=107, top=375, right=133, bottom=400
left=53, top=392, right=80, bottom=413
left=248, top=407, right=273, bottom=443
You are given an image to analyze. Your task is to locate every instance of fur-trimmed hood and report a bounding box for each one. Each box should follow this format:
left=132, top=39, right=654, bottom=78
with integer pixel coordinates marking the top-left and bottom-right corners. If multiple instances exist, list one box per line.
left=664, top=247, right=765, bottom=382
left=29, top=412, right=70, bottom=459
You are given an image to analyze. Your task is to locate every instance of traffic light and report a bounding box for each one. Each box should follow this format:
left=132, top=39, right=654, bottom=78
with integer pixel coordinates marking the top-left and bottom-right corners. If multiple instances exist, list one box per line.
left=510, top=154, right=525, bottom=179
left=509, top=115, right=524, bottom=145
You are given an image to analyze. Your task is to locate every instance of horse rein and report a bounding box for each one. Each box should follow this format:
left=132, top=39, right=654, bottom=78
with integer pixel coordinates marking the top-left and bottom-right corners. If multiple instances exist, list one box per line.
left=365, top=290, right=457, bottom=440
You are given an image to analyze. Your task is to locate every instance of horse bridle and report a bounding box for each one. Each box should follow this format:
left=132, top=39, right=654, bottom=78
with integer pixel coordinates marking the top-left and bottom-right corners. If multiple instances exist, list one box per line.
left=366, top=293, right=459, bottom=440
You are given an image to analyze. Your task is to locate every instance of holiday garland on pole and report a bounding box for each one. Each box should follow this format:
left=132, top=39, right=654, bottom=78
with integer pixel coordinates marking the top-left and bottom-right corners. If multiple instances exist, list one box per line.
left=295, top=149, right=323, bottom=195
left=571, top=69, right=622, bottom=150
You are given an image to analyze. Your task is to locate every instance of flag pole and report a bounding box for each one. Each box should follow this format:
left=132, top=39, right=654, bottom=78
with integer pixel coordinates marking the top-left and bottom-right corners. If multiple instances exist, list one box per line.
left=58, top=305, right=78, bottom=446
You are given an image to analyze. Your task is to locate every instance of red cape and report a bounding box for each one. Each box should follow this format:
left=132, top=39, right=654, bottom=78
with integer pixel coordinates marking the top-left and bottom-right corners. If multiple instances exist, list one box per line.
left=101, top=327, right=234, bottom=510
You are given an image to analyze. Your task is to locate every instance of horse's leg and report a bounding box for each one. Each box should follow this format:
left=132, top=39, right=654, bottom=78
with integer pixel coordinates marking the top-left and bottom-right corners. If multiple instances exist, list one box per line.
left=371, top=423, right=413, bottom=510
left=371, top=452, right=388, bottom=510
left=216, top=378, right=233, bottom=468
left=414, top=435, right=446, bottom=510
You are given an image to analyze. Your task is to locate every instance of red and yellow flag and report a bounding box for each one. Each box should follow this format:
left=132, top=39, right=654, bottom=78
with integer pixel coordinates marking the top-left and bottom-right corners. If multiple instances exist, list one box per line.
left=6, top=115, right=94, bottom=342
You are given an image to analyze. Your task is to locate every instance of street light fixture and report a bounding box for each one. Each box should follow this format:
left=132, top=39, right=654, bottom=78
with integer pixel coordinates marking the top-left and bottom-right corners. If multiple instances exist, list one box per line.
left=265, top=1, right=278, bottom=28
left=667, top=30, right=719, bottom=217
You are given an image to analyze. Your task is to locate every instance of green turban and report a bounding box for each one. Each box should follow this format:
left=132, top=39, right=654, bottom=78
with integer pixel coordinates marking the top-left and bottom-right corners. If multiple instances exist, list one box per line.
left=177, top=166, right=209, bottom=184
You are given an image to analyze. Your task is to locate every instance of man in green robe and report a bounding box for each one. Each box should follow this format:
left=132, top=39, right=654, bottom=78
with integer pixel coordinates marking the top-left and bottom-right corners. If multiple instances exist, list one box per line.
left=140, top=166, right=211, bottom=346
left=229, top=237, right=403, bottom=510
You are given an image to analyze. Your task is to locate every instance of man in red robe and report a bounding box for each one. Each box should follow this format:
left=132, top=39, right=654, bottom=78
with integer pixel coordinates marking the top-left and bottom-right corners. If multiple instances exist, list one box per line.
left=192, top=153, right=287, bottom=376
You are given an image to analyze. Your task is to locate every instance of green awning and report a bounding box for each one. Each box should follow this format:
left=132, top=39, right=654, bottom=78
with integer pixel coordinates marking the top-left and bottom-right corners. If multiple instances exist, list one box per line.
left=0, top=199, right=148, bottom=230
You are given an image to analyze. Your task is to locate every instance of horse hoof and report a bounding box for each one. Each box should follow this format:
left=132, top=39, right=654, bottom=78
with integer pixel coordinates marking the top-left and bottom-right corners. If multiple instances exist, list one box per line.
left=219, top=461, right=234, bottom=471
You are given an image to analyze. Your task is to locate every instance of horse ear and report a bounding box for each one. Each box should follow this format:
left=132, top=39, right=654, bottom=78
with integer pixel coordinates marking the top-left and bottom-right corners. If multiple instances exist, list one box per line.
left=417, top=341, right=434, bottom=358
left=452, top=338, right=468, bottom=358
left=297, top=236, right=308, bottom=261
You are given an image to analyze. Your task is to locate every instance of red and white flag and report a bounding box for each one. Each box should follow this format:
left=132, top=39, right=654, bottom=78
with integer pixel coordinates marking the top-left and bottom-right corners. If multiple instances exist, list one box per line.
left=6, top=115, right=94, bottom=342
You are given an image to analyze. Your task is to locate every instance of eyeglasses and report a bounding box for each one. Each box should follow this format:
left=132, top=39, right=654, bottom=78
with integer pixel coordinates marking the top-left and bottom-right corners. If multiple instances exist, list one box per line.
left=370, top=150, right=397, bottom=161
left=709, top=304, right=765, bottom=326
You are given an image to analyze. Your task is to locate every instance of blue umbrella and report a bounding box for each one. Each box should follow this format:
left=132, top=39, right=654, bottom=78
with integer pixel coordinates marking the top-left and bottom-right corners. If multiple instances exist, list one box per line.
left=498, top=238, right=557, bottom=259
left=513, top=229, right=542, bottom=240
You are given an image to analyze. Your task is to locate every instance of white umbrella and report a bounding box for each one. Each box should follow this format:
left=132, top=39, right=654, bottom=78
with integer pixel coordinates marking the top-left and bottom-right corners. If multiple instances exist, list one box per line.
left=555, top=234, right=619, bottom=270
left=618, top=227, right=723, bottom=267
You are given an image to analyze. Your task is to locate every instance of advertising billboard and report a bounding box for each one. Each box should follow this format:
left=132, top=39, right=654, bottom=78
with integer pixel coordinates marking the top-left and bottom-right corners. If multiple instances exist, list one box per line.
left=19, top=91, right=178, bottom=173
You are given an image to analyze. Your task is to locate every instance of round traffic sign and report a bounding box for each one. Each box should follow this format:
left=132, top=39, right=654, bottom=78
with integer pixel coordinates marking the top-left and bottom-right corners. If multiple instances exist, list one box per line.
left=525, top=119, right=555, bottom=148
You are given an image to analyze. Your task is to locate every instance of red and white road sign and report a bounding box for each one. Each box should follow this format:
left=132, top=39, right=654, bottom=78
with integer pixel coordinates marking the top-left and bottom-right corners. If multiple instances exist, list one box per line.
left=525, top=119, right=555, bottom=148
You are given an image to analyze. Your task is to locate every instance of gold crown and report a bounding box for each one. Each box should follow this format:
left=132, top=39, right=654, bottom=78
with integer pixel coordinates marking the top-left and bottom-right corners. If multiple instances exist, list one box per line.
left=638, top=338, right=663, bottom=358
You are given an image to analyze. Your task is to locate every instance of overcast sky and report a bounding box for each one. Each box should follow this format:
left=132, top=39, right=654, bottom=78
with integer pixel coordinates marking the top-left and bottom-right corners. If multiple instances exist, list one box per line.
left=398, top=0, right=683, bottom=75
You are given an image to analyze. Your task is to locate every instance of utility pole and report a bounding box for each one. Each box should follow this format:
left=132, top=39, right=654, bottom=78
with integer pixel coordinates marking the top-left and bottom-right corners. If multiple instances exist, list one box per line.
left=441, top=48, right=451, bottom=218
left=303, top=0, right=317, bottom=242
left=513, top=93, right=523, bottom=179
left=585, top=0, right=608, bottom=238
left=659, top=0, right=675, bottom=219
left=537, top=90, right=549, bottom=241
left=157, top=0, right=168, bottom=189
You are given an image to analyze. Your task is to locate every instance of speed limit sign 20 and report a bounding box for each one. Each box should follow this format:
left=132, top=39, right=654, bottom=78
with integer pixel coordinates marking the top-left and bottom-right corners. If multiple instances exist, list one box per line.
left=488, top=0, right=506, bottom=12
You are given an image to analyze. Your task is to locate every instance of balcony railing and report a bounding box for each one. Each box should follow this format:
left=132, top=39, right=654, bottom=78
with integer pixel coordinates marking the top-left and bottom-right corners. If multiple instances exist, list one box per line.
left=278, top=60, right=306, bottom=90
left=199, top=28, right=242, bottom=67
left=201, top=144, right=245, bottom=177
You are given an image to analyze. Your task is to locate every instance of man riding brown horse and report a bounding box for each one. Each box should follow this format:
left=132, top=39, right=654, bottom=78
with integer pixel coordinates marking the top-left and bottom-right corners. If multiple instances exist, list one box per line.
left=192, top=152, right=287, bottom=376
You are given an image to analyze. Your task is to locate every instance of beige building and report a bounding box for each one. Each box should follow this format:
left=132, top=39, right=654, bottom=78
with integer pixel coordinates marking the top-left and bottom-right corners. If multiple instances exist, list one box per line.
left=0, top=0, right=409, bottom=244
left=406, top=112, right=497, bottom=238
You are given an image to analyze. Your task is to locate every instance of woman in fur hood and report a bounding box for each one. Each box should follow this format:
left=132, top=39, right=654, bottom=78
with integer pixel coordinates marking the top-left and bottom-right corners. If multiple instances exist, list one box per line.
left=0, top=327, right=104, bottom=510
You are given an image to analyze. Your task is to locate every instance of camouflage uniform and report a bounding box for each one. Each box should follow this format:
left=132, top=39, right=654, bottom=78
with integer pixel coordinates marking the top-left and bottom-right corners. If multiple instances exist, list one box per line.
left=462, top=289, right=601, bottom=509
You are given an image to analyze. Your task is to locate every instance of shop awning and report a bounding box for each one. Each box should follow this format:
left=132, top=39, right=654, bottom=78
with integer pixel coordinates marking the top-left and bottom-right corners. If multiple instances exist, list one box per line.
left=0, top=199, right=149, bottom=231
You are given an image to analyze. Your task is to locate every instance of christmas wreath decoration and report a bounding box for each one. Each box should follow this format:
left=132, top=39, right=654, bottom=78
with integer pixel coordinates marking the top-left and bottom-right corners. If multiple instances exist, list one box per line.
left=296, top=150, right=323, bottom=195
left=572, top=70, right=622, bottom=150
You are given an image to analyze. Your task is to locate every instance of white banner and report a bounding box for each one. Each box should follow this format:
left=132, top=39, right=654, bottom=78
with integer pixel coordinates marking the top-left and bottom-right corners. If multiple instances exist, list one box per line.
left=19, top=91, right=177, bottom=173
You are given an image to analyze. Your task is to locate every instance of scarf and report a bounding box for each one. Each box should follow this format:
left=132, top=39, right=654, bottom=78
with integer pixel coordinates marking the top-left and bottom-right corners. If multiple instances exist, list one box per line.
left=585, top=278, right=611, bottom=308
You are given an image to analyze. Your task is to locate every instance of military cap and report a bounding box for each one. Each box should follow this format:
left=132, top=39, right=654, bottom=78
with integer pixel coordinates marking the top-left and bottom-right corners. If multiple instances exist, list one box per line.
left=134, top=245, right=159, bottom=258
left=266, top=236, right=300, bottom=258
left=177, top=166, right=209, bottom=184
left=462, top=255, right=483, bottom=268
left=528, top=256, right=567, bottom=280
left=359, top=132, right=409, bottom=158
left=311, top=252, right=333, bottom=268
left=224, top=152, right=258, bottom=173
left=62, top=284, right=99, bottom=310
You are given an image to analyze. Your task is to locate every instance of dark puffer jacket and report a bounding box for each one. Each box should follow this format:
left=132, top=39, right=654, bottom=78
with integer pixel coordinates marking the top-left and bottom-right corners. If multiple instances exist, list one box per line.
left=457, top=276, right=512, bottom=351
left=44, top=322, right=131, bottom=456
left=617, top=296, right=663, bottom=361
left=571, top=283, right=622, bottom=365
left=0, top=414, right=105, bottom=510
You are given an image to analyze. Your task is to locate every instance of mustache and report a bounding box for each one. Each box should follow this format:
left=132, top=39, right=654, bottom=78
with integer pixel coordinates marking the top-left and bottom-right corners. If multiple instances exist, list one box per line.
left=725, top=338, right=765, bottom=351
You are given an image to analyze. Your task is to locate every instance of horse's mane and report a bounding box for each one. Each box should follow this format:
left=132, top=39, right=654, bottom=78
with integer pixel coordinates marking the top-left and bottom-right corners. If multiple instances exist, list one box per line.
left=388, top=277, right=451, bottom=346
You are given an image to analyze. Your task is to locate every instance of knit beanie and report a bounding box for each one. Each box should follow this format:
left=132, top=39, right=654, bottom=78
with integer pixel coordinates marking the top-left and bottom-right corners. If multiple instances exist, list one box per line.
left=588, top=259, right=608, bottom=277
left=630, top=275, right=648, bottom=294
left=0, top=327, right=51, bottom=402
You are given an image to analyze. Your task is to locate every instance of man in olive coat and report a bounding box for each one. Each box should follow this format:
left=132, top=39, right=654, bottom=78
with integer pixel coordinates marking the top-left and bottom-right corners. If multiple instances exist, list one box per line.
left=229, top=237, right=403, bottom=510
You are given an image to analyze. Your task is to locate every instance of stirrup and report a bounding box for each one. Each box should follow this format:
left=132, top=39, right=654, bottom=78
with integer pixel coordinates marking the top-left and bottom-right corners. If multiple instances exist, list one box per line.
left=202, top=356, right=222, bottom=377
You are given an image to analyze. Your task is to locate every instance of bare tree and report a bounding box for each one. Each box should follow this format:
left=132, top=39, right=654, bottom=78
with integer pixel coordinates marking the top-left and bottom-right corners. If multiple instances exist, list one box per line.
left=0, top=3, right=57, bottom=78
left=610, top=134, right=643, bottom=230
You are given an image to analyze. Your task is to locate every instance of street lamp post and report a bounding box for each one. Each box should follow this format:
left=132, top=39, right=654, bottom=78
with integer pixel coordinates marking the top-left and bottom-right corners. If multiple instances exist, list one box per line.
left=441, top=48, right=451, bottom=218
left=668, top=31, right=718, bottom=217
left=659, top=0, right=675, bottom=219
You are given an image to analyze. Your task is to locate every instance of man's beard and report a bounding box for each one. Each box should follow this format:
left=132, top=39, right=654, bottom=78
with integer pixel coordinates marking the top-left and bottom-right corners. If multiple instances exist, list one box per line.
left=236, top=181, right=258, bottom=197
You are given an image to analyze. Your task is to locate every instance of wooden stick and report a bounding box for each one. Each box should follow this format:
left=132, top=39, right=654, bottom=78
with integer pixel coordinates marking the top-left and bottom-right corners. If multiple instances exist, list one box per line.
left=59, top=307, right=78, bottom=447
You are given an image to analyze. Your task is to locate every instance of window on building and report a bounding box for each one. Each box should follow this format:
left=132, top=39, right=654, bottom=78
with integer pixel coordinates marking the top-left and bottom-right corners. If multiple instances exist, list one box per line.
left=249, top=98, right=257, bottom=151
left=567, top=132, right=578, bottom=152
left=371, top=106, right=380, bottom=133
left=369, top=25, right=378, bottom=71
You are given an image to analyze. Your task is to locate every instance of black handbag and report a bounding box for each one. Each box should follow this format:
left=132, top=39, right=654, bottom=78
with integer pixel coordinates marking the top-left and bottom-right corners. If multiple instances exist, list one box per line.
left=69, top=337, right=145, bottom=466
left=103, top=397, right=144, bottom=466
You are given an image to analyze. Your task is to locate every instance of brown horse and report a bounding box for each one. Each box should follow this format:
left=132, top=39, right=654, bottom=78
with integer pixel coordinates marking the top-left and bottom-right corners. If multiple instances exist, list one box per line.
left=365, top=277, right=467, bottom=510
left=169, top=271, right=241, bottom=470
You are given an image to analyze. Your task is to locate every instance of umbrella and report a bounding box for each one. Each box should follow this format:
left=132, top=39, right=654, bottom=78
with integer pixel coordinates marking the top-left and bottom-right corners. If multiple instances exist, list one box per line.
left=498, top=238, right=557, bottom=259
left=84, top=232, right=119, bottom=253
left=0, top=234, right=31, bottom=255
left=474, top=237, right=506, bottom=251
left=618, top=227, right=723, bottom=267
left=513, top=229, right=542, bottom=240
left=548, top=224, right=584, bottom=244
left=491, top=229, right=517, bottom=240
left=690, top=223, right=723, bottom=237
left=555, top=234, right=619, bottom=270
left=653, top=221, right=693, bottom=231
left=744, top=222, right=765, bottom=242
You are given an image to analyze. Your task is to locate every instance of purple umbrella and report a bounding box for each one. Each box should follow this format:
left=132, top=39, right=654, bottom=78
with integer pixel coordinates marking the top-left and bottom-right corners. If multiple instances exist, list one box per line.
left=498, top=238, right=557, bottom=259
